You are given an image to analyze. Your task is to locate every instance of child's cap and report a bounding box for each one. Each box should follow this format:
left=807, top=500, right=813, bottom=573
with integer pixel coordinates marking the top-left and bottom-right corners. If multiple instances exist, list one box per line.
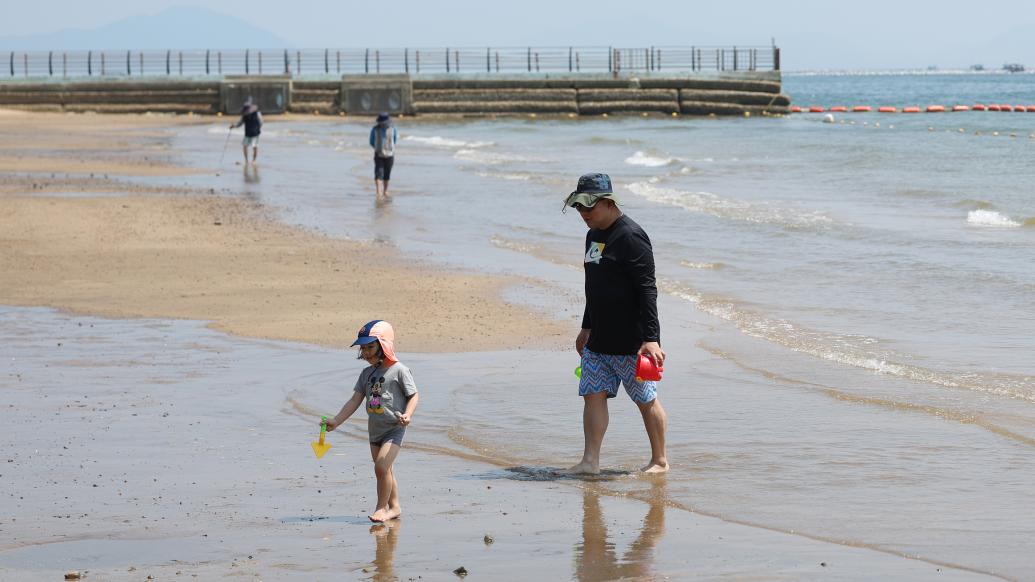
left=351, top=320, right=398, bottom=364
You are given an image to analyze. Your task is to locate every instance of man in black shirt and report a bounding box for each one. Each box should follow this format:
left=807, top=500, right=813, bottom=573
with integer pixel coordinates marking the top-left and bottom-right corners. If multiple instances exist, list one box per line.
left=229, top=97, right=263, bottom=166
left=563, top=172, right=669, bottom=474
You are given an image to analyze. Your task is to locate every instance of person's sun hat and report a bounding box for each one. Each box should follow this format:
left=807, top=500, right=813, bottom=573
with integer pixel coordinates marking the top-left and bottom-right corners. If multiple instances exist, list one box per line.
left=562, top=172, right=621, bottom=212
left=376, top=111, right=390, bottom=123
left=351, top=320, right=398, bottom=365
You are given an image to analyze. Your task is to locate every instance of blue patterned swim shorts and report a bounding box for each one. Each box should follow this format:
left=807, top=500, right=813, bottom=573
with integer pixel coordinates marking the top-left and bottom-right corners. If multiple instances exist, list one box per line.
left=579, top=348, right=658, bottom=403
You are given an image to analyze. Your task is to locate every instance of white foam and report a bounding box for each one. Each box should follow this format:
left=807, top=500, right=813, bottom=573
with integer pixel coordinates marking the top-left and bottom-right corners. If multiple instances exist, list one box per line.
left=476, top=171, right=531, bottom=181
left=627, top=181, right=833, bottom=228
left=405, top=135, right=493, bottom=149
left=206, top=125, right=278, bottom=138
left=454, top=149, right=543, bottom=165
left=624, top=151, right=675, bottom=167
left=967, top=209, right=1021, bottom=228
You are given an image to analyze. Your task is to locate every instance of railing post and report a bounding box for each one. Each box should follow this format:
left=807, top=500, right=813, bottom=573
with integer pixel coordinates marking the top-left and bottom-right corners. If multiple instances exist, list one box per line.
left=733, top=46, right=738, bottom=71
left=405, top=48, right=409, bottom=73
left=716, top=48, right=721, bottom=71
left=445, top=47, right=450, bottom=73
left=526, top=47, right=531, bottom=72
left=575, top=51, right=580, bottom=72
left=657, top=48, right=661, bottom=71
left=486, top=47, right=490, bottom=73
left=774, top=47, right=780, bottom=71
left=167, top=50, right=171, bottom=75
left=9, top=52, right=14, bottom=77
left=376, top=49, right=380, bottom=73
left=139, top=52, right=143, bottom=76
left=535, top=52, right=539, bottom=72
left=568, top=46, right=572, bottom=72
left=48, top=51, right=53, bottom=76
left=296, top=50, right=301, bottom=75
left=324, top=49, right=329, bottom=74
left=218, top=52, right=222, bottom=75
left=365, top=49, right=369, bottom=73
left=416, top=50, right=420, bottom=74
left=454, top=49, right=459, bottom=73
left=608, top=46, right=612, bottom=73
left=646, top=47, right=650, bottom=71
left=100, top=52, right=105, bottom=76
left=495, top=51, right=499, bottom=72
left=63, top=53, right=67, bottom=77
left=23, top=53, right=28, bottom=77
left=126, top=50, right=130, bottom=75
left=337, top=50, right=341, bottom=73
left=178, top=51, right=182, bottom=75
left=89, top=51, right=93, bottom=76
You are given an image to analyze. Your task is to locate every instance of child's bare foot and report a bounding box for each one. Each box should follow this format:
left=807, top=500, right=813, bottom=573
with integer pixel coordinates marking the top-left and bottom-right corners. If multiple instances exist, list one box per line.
left=368, top=507, right=401, bottom=523
left=640, top=461, right=669, bottom=474
left=561, top=461, right=600, bottom=475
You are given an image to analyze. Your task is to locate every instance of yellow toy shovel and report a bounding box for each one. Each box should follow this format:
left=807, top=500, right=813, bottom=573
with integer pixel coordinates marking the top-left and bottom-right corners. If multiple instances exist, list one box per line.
left=311, top=416, right=332, bottom=459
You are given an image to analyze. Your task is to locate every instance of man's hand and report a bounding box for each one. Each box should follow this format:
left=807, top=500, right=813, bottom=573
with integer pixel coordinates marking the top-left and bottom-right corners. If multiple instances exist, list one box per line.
left=397, top=412, right=411, bottom=426
left=324, top=418, right=339, bottom=432
left=638, top=341, right=665, bottom=367
left=575, top=328, right=591, bottom=355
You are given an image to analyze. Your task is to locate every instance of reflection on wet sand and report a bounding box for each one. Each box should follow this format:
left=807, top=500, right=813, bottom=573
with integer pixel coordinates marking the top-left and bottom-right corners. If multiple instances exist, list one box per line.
left=243, top=164, right=261, bottom=184
left=369, top=521, right=400, bottom=582
left=575, top=480, right=666, bottom=582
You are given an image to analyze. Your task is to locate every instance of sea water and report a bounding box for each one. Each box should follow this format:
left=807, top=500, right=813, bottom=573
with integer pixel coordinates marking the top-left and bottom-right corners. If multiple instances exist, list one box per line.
left=169, top=72, right=1035, bottom=578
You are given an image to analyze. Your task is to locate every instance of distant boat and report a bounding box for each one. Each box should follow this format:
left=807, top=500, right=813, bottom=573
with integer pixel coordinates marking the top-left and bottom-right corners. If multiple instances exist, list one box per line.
left=1002, top=63, right=1025, bottom=73
left=970, top=64, right=985, bottom=71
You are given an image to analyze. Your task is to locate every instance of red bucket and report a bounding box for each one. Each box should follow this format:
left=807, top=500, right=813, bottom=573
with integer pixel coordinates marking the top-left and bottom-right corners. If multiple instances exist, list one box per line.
left=635, top=355, right=663, bottom=382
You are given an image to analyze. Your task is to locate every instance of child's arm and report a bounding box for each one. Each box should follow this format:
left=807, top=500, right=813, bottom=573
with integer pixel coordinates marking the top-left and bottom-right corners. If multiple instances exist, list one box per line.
left=397, top=392, right=419, bottom=426
left=325, top=391, right=364, bottom=431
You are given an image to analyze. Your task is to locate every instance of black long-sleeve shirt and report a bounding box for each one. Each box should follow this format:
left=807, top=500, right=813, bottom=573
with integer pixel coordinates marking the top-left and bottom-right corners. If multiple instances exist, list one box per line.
left=581, top=214, right=660, bottom=355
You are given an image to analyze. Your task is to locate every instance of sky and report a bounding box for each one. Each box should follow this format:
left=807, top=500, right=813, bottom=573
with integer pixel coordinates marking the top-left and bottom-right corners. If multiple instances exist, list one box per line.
left=1, top=1, right=1033, bottom=71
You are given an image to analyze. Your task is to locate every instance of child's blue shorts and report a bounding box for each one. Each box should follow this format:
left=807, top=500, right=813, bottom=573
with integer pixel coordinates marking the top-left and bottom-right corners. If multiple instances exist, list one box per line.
left=579, top=348, right=658, bottom=404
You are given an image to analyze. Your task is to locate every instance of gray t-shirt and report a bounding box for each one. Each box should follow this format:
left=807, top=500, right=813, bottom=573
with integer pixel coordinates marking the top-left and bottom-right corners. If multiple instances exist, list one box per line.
left=353, top=362, right=417, bottom=442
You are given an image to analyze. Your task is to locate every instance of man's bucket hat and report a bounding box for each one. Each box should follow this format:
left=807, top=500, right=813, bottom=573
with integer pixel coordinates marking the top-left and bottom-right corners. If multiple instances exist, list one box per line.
left=563, top=172, right=621, bottom=212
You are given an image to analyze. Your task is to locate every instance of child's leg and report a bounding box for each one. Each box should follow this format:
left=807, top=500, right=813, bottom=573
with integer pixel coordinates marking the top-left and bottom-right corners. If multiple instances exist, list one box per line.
left=368, top=442, right=402, bottom=522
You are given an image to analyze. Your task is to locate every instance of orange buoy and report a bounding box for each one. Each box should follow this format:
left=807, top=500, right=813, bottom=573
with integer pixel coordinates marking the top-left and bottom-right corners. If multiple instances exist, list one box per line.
left=902, top=106, right=921, bottom=113
left=926, top=105, right=945, bottom=113
left=999, top=104, right=1013, bottom=111
left=852, top=106, right=872, bottom=112
left=972, top=104, right=986, bottom=111
left=1027, top=105, right=1035, bottom=112
left=878, top=106, right=897, bottom=113
left=1013, top=105, right=1026, bottom=112
left=988, top=105, right=1001, bottom=111
left=952, top=105, right=970, bottom=112
left=791, top=105, right=802, bottom=113
left=829, top=106, right=848, bottom=112
left=809, top=106, right=825, bottom=113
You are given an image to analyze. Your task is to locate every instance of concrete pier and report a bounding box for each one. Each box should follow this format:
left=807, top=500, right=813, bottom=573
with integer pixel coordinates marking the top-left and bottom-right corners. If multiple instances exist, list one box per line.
left=0, top=72, right=788, bottom=116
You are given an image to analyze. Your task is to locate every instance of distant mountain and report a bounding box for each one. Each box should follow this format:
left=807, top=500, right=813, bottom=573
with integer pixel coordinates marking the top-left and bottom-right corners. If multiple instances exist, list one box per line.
left=0, top=6, right=289, bottom=50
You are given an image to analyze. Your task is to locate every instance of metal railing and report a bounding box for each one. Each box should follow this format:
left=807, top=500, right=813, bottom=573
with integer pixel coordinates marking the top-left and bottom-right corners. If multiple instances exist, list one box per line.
left=3, top=46, right=779, bottom=79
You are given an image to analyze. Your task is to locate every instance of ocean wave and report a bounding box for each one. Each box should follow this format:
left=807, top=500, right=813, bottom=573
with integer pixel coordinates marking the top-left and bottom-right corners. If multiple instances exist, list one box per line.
left=660, top=277, right=1035, bottom=403
left=967, top=209, right=1021, bottom=228
left=454, top=149, right=544, bottom=165
left=476, top=171, right=532, bottom=181
left=626, top=181, right=834, bottom=228
left=206, top=125, right=279, bottom=138
left=952, top=199, right=993, bottom=210
left=405, top=135, right=494, bottom=149
left=624, top=151, right=677, bottom=167
left=588, top=136, right=644, bottom=145
left=680, top=261, right=725, bottom=270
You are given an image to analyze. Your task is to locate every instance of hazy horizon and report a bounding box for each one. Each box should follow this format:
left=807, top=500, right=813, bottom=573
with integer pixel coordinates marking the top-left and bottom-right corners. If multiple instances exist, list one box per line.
left=1, top=2, right=1033, bottom=72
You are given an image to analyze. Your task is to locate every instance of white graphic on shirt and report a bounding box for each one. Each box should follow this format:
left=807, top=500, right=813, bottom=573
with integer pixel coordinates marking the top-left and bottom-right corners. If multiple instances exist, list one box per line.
left=585, top=242, right=605, bottom=264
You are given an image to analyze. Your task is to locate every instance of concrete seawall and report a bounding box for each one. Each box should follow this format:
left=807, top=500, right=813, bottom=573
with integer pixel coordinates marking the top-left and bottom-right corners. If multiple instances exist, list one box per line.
left=0, top=72, right=789, bottom=116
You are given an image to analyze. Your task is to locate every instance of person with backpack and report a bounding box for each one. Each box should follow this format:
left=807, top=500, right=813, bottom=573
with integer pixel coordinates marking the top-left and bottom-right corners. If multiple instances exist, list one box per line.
left=230, top=97, right=262, bottom=166
left=369, top=112, right=398, bottom=202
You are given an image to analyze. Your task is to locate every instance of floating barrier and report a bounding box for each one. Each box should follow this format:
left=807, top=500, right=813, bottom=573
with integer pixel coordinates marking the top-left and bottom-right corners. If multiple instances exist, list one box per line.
left=793, top=101, right=1035, bottom=114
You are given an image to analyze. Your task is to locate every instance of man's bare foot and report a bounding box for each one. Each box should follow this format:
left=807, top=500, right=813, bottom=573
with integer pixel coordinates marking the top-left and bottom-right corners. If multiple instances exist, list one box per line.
left=640, top=461, right=669, bottom=474
left=368, top=508, right=401, bottom=523
left=561, top=461, right=600, bottom=475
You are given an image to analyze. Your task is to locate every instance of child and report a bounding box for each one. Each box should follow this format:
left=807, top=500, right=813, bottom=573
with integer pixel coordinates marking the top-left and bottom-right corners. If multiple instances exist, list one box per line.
left=325, top=320, right=418, bottom=523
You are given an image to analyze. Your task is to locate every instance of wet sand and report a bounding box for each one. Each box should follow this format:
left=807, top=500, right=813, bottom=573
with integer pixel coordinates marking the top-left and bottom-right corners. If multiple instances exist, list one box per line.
left=0, top=111, right=1003, bottom=580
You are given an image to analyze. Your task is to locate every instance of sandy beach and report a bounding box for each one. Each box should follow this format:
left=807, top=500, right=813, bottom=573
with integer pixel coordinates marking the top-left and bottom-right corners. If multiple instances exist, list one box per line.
left=0, top=110, right=1019, bottom=581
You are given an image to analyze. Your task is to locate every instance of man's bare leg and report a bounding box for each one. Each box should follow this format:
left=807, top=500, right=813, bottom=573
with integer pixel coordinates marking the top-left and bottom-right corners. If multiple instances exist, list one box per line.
left=251, top=146, right=258, bottom=164
left=636, top=398, right=669, bottom=473
left=241, top=145, right=249, bottom=166
left=374, top=179, right=384, bottom=200
left=369, top=443, right=402, bottom=522
left=382, top=180, right=391, bottom=200
left=565, top=391, right=608, bottom=474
